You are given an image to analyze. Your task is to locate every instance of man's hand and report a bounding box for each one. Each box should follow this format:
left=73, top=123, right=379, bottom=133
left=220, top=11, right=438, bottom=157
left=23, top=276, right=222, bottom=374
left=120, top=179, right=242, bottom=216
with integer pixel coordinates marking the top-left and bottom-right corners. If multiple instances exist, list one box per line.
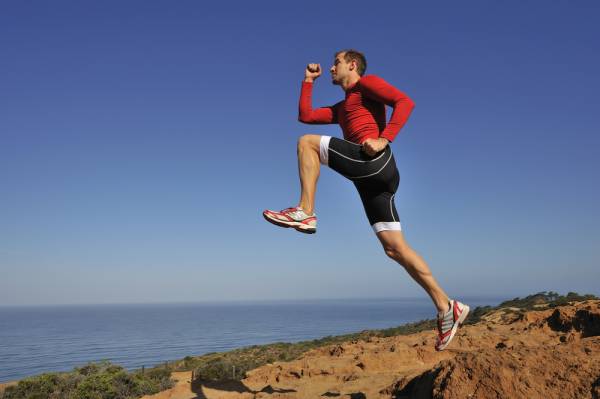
left=362, top=137, right=389, bottom=156
left=304, top=63, right=322, bottom=82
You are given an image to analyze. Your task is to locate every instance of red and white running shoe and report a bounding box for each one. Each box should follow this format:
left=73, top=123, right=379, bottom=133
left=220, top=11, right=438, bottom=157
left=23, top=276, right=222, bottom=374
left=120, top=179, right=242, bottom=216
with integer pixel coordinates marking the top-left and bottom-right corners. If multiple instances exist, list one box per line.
left=263, top=206, right=317, bottom=234
left=435, top=299, right=470, bottom=351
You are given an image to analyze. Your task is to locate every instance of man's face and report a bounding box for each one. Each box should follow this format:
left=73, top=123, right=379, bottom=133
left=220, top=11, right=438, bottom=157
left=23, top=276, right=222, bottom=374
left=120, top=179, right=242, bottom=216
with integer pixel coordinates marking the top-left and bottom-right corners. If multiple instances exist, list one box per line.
left=330, top=53, right=353, bottom=85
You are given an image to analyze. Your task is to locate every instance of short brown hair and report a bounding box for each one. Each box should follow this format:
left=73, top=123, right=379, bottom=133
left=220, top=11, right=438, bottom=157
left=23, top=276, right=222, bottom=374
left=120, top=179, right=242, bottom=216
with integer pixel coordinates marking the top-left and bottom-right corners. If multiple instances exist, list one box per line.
left=335, top=49, right=367, bottom=76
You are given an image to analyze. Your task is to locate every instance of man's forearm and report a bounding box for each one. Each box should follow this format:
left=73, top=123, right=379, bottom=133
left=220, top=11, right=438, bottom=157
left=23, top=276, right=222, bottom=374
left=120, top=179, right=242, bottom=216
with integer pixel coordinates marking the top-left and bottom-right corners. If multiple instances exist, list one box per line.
left=298, top=80, right=336, bottom=124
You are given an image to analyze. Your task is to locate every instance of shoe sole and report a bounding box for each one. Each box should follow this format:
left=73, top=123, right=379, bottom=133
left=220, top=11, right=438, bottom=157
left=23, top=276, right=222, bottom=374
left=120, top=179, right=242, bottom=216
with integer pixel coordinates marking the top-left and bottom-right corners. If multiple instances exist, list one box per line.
left=263, top=212, right=316, bottom=234
left=435, top=304, right=470, bottom=351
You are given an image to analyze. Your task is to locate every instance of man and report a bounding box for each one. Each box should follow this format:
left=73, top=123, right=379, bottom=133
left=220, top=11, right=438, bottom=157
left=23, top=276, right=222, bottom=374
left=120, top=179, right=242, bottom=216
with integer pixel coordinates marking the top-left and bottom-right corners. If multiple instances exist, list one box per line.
left=263, top=49, right=469, bottom=351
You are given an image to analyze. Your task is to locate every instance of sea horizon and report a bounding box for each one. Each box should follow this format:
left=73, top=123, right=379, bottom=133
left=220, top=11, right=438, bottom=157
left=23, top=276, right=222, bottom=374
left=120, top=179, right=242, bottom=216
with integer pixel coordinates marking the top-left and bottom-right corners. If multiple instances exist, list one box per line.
left=0, top=294, right=511, bottom=308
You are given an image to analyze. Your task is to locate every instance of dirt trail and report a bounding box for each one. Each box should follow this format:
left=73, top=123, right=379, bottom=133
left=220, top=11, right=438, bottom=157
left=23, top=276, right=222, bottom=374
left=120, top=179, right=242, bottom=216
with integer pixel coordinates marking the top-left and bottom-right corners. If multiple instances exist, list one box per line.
left=141, top=371, right=195, bottom=399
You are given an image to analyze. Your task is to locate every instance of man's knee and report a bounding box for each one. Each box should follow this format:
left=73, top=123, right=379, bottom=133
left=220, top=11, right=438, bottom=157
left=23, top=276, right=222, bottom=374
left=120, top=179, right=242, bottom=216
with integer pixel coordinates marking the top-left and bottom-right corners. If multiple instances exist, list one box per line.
left=383, top=242, right=411, bottom=265
left=297, top=134, right=321, bottom=153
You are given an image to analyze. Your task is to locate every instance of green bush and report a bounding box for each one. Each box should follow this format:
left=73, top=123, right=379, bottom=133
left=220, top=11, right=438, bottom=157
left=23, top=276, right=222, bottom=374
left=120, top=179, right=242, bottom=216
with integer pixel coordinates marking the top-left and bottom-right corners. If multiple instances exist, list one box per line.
left=2, top=361, right=174, bottom=399
left=2, top=373, right=65, bottom=399
left=195, top=359, right=234, bottom=382
left=496, top=291, right=597, bottom=311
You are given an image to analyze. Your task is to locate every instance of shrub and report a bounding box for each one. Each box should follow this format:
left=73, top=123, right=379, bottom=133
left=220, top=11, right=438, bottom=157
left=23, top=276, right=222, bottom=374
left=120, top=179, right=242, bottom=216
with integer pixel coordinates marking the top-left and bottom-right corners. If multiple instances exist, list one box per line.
left=2, top=373, right=64, bottom=399
left=2, top=361, right=173, bottom=399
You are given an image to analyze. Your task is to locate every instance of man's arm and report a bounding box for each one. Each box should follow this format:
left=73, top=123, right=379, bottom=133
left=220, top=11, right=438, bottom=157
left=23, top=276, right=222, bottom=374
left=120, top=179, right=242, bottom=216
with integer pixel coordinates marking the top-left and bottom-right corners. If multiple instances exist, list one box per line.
left=360, top=75, right=415, bottom=142
left=298, top=63, right=339, bottom=124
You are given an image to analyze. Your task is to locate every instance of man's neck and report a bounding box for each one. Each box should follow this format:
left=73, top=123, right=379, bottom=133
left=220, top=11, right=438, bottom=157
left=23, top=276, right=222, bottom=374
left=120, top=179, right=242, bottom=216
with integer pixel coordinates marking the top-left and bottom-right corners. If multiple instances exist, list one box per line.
left=340, top=75, right=361, bottom=91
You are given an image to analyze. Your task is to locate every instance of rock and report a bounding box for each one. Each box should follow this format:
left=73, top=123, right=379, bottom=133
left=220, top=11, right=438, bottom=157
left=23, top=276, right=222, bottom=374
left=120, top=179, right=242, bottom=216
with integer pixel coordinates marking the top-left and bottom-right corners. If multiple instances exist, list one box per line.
left=329, top=345, right=345, bottom=357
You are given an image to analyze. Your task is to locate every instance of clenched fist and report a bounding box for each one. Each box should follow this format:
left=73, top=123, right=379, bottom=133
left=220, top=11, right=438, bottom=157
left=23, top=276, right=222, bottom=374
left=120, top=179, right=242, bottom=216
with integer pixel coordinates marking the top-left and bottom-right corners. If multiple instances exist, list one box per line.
left=362, top=137, right=389, bottom=156
left=305, top=63, right=322, bottom=82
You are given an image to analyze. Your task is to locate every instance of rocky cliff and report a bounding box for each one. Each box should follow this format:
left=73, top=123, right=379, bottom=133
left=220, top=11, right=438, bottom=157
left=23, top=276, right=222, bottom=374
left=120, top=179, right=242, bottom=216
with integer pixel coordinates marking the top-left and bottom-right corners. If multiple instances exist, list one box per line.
left=182, top=300, right=600, bottom=399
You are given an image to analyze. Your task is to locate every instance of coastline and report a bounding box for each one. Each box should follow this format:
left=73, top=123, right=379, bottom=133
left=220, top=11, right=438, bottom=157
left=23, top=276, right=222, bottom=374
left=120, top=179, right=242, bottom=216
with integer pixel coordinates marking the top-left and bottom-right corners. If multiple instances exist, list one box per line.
left=0, top=295, right=508, bottom=384
left=3, top=294, right=598, bottom=398
left=2, top=292, right=597, bottom=398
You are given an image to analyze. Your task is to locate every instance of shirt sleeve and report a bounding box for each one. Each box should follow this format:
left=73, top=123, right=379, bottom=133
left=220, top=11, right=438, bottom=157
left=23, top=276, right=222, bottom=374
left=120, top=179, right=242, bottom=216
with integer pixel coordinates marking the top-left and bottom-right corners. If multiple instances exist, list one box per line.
left=298, top=81, right=339, bottom=124
left=359, top=75, right=415, bottom=142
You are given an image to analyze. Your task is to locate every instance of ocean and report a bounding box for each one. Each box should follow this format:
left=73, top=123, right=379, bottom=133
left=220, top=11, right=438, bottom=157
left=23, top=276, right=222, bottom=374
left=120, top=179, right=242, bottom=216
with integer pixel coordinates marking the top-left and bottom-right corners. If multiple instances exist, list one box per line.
left=0, top=296, right=506, bottom=382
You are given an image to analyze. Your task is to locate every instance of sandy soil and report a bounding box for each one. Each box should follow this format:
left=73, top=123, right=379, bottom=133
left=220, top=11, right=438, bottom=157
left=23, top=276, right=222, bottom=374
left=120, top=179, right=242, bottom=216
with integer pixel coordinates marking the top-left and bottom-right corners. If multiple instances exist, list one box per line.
left=141, top=371, right=196, bottom=399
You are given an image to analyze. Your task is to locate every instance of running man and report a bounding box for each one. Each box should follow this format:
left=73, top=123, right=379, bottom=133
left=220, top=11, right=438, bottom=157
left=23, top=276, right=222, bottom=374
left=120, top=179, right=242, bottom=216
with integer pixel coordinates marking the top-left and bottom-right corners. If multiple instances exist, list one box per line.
left=263, top=49, right=469, bottom=351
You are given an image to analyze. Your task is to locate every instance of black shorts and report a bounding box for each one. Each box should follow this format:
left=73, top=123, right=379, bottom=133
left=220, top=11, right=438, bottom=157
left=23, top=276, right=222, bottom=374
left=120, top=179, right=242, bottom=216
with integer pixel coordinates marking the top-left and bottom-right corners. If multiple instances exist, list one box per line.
left=319, top=136, right=401, bottom=233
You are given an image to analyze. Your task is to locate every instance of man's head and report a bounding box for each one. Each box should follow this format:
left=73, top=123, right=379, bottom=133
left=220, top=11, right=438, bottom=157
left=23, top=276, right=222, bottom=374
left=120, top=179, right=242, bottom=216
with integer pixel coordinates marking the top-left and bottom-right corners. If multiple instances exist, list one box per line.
left=330, top=49, right=367, bottom=85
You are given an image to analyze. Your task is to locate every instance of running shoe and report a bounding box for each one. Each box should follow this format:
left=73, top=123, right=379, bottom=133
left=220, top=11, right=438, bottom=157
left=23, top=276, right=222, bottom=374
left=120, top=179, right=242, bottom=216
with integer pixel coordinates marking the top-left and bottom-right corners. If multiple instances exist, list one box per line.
left=435, top=299, right=470, bottom=351
left=262, top=206, right=317, bottom=234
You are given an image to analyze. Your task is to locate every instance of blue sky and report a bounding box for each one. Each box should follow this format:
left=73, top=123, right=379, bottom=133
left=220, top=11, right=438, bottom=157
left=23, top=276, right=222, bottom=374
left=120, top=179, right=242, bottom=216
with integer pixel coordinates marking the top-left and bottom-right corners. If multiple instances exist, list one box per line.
left=1, top=1, right=598, bottom=305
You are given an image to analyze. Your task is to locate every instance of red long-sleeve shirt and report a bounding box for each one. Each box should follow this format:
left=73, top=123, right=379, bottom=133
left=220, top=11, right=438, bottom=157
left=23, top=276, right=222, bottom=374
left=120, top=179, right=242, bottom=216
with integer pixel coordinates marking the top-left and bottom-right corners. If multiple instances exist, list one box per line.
left=298, top=75, right=415, bottom=144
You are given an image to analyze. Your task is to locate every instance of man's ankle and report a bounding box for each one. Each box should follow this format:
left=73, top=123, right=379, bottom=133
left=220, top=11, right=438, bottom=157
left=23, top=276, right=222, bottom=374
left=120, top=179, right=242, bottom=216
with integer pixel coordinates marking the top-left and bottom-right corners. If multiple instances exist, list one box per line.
left=297, top=206, right=314, bottom=216
left=437, top=300, right=451, bottom=317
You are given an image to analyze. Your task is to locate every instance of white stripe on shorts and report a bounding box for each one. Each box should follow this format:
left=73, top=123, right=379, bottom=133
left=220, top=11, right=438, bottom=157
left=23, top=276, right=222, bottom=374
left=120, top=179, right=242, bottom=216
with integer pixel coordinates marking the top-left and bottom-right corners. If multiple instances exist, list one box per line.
left=372, top=221, right=402, bottom=234
left=319, top=135, right=332, bottom=166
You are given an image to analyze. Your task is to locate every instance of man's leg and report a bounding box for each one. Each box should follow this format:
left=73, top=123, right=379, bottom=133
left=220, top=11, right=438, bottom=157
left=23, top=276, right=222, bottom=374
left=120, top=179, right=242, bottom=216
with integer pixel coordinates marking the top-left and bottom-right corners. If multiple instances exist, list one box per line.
left=376, top=229, right=450, bottom=314
left=296, top=134, right=322, bottom=215
left=262, top=134, right=322, bottom=234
